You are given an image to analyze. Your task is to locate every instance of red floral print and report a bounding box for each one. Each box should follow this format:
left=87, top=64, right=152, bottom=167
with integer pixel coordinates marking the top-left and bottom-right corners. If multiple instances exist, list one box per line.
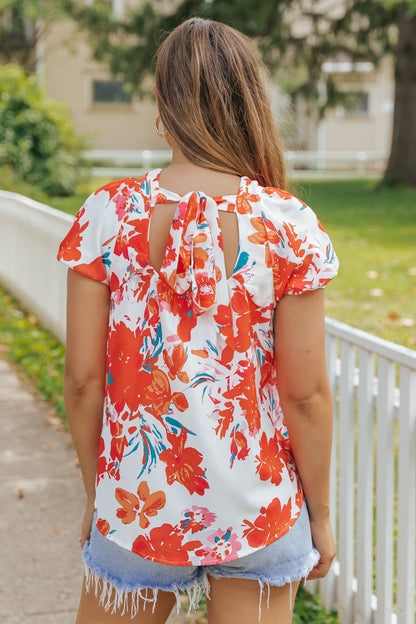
left=96, top=518, right=110, bottom=536
left=132, top=523, right=203, bottom=565
left=163, top=345, right=190, bottom=383
left=242, top=497, right=293, bottom=548
left=57, top=208, right=88, bottom=262
left=255, top=432, right=285, bottom=485
left=159, top=429, right=209, bottom=495
left=230, top=427, right=249, bottom=468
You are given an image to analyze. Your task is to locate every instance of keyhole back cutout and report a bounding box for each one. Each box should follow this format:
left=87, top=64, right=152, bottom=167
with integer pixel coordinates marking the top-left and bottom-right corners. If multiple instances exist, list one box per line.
left=148, top=203, right=239, bottom=280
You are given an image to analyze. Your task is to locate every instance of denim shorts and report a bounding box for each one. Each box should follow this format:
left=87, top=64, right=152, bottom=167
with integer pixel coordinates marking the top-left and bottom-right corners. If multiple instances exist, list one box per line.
left=82, top=502, right=320, bottom=618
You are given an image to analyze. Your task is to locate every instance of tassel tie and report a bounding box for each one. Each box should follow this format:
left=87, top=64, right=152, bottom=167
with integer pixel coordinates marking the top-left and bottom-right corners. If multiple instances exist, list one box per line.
left=158, top=191, right=225, bottom=315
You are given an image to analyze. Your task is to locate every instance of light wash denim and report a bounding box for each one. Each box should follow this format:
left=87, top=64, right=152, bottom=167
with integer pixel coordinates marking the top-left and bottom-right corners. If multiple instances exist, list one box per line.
left=82, top=502, right=320, bottom=619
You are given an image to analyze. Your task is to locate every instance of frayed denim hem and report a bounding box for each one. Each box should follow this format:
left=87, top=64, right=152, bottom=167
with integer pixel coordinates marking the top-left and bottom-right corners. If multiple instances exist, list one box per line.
left=81, top=544, right=319, bottom=621
left=82, top=540, right=207, bottom=619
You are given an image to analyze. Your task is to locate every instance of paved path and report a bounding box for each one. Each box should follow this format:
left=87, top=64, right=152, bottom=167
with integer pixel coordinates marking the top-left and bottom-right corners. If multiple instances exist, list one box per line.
left=0, top=357, right=191, bottom=624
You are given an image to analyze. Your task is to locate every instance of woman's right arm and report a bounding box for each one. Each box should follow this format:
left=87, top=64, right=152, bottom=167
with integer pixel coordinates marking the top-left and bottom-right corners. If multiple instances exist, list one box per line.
left=274, top=288, right=336, bottom=580
left=64, top=269, right=110, bottom=545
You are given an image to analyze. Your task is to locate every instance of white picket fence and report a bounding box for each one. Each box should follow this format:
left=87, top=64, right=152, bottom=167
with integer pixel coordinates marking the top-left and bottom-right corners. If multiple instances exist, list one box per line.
left=0, top=190, right=415, bottom=623
left=310, top=319, right=416, bottom=624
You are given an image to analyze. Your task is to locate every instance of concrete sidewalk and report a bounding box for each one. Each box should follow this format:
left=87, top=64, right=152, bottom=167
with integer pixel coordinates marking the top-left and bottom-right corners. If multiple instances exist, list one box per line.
left=0, top=357, right=190, bottom=624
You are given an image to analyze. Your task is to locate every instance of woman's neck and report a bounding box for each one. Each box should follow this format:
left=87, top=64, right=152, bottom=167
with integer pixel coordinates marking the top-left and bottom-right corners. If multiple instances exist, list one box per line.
left=169, top=144, right=192, bottom=166
left=160, top=139, right=241, bottom=197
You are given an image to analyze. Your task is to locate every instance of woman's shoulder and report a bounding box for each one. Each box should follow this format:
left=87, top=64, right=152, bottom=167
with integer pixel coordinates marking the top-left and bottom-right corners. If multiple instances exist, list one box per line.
left=89, top=172, right=151, bottom=205
left=244, top=178, right=312, bottom=223
left=80, top=171, right=160, bottom=224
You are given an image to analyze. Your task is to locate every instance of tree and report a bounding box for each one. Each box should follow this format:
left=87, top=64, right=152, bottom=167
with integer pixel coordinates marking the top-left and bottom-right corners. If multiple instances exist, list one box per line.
left=0, top=1, right=70, bottom=73
left=60, top=1, right=416, bottom=187
left=0, top=63, right=86, bottom=195
left=380, top=1, right=416, bottom=187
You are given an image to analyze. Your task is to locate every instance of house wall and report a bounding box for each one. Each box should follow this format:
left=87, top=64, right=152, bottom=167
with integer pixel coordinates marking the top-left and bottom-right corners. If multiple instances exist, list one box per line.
left=40, top=19, right=162, bottom=151
left=322, top=56, right=394, bottom=153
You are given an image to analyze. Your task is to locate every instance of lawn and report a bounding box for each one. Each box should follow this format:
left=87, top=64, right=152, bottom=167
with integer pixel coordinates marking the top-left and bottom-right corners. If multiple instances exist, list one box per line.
left=294, top=179, right=416, bottom=349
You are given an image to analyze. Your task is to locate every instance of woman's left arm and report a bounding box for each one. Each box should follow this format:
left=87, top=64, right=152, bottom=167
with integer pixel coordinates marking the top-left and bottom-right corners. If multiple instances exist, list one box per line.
left=64, top=269, right=110, bottom=544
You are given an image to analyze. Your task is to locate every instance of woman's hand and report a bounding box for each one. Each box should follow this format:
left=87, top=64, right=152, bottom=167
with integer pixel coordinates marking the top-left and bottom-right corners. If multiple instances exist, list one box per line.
left=80, top=499, right=96, bottom=549
left=307, top=517, right=337, bottom=580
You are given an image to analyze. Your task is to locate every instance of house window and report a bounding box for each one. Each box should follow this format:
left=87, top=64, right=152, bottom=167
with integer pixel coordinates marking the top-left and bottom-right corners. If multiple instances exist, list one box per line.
left=343, top=92, right=369, bottom=116
left=92, top=80, right=130, bottom=104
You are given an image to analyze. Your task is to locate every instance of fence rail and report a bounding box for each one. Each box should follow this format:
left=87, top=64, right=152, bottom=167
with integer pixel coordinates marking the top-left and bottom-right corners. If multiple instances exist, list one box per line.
left=0, top=190, right=414, bottom=624
left=82, top=149, right=388, bottom=179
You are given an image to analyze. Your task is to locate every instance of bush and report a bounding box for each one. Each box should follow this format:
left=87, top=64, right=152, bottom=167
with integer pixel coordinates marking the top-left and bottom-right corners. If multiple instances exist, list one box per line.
left=0, top=64, right=87, bottom=196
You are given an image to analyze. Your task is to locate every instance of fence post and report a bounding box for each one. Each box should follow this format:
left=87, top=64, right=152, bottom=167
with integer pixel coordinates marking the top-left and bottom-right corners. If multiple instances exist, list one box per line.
left=396, top=368, right=416, bottom=624
left=375, top=358, right=396, bottom=624
left=356, top=348, right=376, bottom=624
left=338, top=341, right=356, bottom=624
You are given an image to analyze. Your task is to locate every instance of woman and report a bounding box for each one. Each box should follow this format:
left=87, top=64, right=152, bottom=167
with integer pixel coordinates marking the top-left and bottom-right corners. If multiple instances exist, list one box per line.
left=58, top=17, right=338, bottom=624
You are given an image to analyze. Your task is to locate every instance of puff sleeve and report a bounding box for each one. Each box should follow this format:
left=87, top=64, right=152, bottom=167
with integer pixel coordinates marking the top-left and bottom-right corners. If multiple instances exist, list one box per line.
left=57, top=188, right=117, bottom=284
left=264, top=191, right=339, bottom=300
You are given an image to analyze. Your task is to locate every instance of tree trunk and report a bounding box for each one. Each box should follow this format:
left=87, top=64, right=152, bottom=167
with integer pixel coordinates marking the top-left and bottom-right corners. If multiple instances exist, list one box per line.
left=381, top=4, right=416, bottom=188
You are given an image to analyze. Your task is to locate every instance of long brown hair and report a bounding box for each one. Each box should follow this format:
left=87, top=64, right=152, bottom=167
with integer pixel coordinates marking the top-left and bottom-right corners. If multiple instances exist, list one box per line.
left=155, top=18, right=286, bottom=190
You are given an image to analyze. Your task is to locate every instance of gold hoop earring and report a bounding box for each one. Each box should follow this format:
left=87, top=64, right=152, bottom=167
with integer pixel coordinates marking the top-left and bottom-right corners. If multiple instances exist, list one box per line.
left=155, top=115, right=167, bottom=137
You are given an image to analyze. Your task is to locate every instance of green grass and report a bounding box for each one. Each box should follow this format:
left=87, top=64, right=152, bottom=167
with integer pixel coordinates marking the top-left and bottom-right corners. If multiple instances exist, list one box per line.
left=0, top=286, right=66, bottom=424
left=297, top=179, right=416, bottom=349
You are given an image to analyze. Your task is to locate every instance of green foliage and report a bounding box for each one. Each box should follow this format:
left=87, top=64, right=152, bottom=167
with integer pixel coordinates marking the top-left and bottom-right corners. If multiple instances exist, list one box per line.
left=383, top=0, right=416, bottom=16
left=0, top=283, right=66, bottom=424
left=293, top=586, right=340, bottom=624
left=0, top=64, right=87, bottom=195
left=61, top=0, right=416, bottom=187
left=0, top=0, right=70, bottom=71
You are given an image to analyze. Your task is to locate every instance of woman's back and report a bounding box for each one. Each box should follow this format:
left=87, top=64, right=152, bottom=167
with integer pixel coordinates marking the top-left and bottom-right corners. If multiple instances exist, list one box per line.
left=149, top=164, right=240, bottom=279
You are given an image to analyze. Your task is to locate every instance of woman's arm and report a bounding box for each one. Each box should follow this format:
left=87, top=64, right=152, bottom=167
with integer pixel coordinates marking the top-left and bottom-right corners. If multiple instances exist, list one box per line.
left=274, top=288, right=336, bottom=579
left=64, top=269, right=110, bottom=544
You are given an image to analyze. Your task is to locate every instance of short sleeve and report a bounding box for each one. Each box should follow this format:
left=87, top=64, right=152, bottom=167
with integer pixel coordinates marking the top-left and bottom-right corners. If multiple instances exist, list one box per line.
left=263, top=192, right=339, bottom=299
left=57, top=188, right=116, bottom=284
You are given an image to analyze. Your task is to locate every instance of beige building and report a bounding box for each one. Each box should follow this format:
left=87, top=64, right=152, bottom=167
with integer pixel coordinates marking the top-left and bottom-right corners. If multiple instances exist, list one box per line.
left=38, top=12, right=162, bottom=151
left=37, top=1, right=395, bottom=159
left=295, top=57, right=394, bottom=155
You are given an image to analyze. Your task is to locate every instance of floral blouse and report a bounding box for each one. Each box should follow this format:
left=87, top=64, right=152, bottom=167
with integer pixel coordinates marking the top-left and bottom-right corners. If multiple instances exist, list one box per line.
left=58, top=168, right=338, bottom=566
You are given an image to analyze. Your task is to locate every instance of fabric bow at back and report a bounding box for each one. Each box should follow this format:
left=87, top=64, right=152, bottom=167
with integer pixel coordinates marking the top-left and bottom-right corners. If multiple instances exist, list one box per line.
left=158, top=192, right=227, bottom=315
